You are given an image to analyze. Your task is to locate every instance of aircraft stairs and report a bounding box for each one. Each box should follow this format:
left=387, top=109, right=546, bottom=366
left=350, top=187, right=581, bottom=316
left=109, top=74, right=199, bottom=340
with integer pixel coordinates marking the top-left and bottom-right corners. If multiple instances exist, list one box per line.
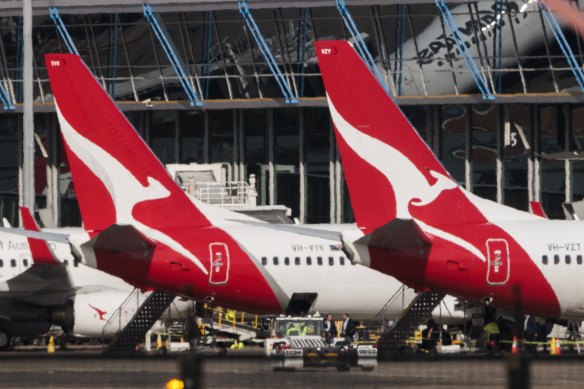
left=366, top=285, right=409, bottom=329
left=102, top=289, right=175, bottom=354
left=376, top=291, right=445, bottom=358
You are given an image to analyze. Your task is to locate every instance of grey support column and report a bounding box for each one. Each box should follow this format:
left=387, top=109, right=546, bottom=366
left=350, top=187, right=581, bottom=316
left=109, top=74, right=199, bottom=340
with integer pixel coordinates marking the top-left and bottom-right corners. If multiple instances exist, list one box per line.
left=20, top=0, right=34, bottom=215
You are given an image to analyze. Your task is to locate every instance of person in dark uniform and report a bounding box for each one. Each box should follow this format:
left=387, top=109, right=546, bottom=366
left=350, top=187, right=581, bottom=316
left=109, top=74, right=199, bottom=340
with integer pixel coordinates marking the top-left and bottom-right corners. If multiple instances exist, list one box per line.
left=341, top=313, right=356, bottom=344
left=421, top=319, right=439, bottom=352
left=524, top=314, right=538, bottom=352
left=323, top=314, right=338, bottom=344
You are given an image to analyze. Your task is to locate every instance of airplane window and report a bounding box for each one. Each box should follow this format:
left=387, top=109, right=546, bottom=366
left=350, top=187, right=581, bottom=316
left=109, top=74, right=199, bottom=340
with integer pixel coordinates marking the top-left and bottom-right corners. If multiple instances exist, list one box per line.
left=340, top=256, right=346, bottom=265
left=64, top=260, right=69, bottom=266
left=273, top=257, right=279, bottom=266
left=578, top=255, right=583, bottom=265
left=0, top=259, right=3, bottom=267
left=306, top=257, right=312, bottom=266
left=317, top=257, right=323, bottom=265
left=565, top=255, right=571, bottom=265
left=542, top=255, right=548, bottom=265
left=73, top=260, right=79, bottom=268
left=284, top=257, right=290, bottom=266
left=261, top=257, right=267, bottom=266
left=10, top=259, right=16, bottom=267
left=23, top=259, right=29, bottom=267
left=553, top=255, right=560, bottom=265
left=329, top=257, right=334, bottom=266
left=294, top=257, right=300, bottom=265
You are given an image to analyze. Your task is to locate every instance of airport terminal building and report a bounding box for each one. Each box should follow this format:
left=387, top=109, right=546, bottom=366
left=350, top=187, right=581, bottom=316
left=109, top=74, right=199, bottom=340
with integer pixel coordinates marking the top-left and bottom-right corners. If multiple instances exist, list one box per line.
left=1, top=0, right=584, bottom=226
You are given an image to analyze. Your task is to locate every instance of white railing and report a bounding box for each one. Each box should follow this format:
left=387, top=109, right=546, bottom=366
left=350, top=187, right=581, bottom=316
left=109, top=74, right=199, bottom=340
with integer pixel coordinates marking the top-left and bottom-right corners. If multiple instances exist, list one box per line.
left=194, top=181, right=255, bottom=207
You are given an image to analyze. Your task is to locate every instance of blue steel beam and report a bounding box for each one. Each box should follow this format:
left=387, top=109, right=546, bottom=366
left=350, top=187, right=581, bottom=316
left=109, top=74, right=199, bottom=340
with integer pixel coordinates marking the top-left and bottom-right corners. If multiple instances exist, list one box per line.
left=202, top=11, right=213, bottom=99
left=238, top=0, right=298, bottom=104
left=434, top=0, right=495, bottom=100
left=49, top=6, right=79, bottom=55
left=336, top=0, right=390, bottom=93
left=143, top=3, right=203, bottom=107
left=0, top=82, right=14, bottom=110
left=539, top=2, right=584, bottom=94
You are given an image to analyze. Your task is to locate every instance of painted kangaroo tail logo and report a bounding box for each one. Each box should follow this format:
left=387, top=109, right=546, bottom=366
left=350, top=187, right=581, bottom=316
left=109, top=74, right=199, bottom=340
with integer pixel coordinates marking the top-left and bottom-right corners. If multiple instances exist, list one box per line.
left=88, top=304, right=107, bottom=321
left=55, top=101, right=209, bottom=275
left=328, top=96, right=458, bottom=219
left=329, top=96, right=486, bottom=262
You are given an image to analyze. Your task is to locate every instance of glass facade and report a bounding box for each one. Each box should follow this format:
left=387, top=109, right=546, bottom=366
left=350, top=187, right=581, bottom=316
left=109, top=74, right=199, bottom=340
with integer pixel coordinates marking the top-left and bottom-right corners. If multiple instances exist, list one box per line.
left=0, top=102, right=581, bottom=225
left=1, top=1, right=584, bottom=224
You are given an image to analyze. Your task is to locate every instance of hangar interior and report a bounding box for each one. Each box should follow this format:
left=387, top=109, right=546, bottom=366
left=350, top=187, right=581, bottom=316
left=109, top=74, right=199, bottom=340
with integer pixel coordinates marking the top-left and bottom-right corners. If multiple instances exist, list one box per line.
left=1, top=0, right=584, bottom=225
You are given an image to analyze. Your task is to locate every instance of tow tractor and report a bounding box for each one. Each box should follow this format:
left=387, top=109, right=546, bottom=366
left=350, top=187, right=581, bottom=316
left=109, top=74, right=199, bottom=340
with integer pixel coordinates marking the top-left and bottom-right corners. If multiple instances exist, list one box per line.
left=265, top=316, right=377, bottom=372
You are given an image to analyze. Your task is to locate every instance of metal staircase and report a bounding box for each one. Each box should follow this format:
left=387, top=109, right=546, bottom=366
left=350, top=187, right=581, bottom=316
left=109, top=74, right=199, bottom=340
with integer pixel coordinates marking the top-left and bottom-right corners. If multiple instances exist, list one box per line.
left=366, top=285, right=409, bottom=329
left=377, top=291, right=444, bottom=357
left=103, top=289, right=175, bottom=354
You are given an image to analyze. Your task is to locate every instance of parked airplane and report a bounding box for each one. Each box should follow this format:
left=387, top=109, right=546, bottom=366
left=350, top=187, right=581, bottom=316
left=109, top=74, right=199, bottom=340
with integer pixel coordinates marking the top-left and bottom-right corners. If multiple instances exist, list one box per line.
left=316, top=39, right=584, bottom=320
left=41, top=53, right=467, bottom=324
left=0, top=207, right=191, bottom=349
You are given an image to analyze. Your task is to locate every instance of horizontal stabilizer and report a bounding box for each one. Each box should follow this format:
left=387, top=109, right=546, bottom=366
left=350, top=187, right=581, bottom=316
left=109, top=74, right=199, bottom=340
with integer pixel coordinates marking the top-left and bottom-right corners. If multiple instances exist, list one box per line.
left=82, top=224, right=157, bottom=260
left=0, top=226, right=70, bottom=244
left=356, top=219, right=432, bottom=253
left=227, top=219, right=342, bottom=241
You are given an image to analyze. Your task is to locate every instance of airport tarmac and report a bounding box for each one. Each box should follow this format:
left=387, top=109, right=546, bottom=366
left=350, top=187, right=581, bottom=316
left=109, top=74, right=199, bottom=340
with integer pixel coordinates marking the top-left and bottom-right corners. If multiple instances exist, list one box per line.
left=0, top=348, right=583, bottom=388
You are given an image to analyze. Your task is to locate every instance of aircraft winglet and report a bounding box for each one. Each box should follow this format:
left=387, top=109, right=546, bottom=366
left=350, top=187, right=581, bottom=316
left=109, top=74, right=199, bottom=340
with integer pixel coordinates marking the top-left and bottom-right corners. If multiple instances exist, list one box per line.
left=20, top=207, right=60, bottom=265
left=529, top=201, right=547, bottom=218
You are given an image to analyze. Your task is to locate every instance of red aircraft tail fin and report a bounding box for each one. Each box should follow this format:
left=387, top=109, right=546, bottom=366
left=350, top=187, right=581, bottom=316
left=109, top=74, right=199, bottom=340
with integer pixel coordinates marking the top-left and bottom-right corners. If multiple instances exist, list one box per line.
left=45, top=54, right=212, bottom=232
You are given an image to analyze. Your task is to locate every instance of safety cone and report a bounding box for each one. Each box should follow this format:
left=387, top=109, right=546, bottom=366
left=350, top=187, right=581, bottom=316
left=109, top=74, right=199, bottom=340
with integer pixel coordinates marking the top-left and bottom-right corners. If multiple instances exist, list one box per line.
left=556, top=338, right=561, bottom=355
left=47, top=336, right=55, bottom=353
left=550, top=337, right=556, bottom=355
left=511, top=336, right=518, bottom=354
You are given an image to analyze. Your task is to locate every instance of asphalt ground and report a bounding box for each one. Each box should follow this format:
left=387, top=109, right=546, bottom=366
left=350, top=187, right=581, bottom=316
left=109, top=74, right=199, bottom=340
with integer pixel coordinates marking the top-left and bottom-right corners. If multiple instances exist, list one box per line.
left=0, top=347, right=582, bottom=388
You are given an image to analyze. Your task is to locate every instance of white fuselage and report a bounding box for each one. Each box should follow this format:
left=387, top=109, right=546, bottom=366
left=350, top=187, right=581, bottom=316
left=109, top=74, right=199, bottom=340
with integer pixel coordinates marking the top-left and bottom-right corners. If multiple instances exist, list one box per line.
left=193, top=201, right=463, bottom=322
left=498, top=220, right=584, bottom=318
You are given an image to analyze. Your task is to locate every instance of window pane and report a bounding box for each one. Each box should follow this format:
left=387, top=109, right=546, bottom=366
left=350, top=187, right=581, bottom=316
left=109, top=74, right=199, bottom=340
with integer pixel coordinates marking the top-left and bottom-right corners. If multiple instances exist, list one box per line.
left=180, top=111, right=204, bottom=163
left=244, top=109, right=268, bottom=205
left=209, top=110, right=234, bottom=163
left=274, top=109, right=300, bottom=218
left=471, top=105, right=497, bottom=201
left=504, top=105, right=530, bottom=211
left=150, top=111, right=176, bottom=164
left=440, top=105, right=466, bottom=184
left=539, top=106, right=565, bottom=219
left=304, top=108, right=330, bottom=223
left=571, top=106, right=584, bottom=203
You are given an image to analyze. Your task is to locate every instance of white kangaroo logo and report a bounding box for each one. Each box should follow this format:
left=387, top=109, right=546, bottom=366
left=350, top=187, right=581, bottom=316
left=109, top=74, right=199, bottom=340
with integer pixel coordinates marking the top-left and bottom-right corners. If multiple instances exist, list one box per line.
left=55, top=102, right=208, bottom=275
left=328, top=96, right=486, bottom=261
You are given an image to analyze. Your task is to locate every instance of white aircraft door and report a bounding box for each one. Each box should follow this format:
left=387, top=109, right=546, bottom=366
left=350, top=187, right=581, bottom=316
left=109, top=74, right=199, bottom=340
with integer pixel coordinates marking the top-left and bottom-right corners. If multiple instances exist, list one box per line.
left=209, top=243, right=230, bottom=285
left=486, top=239, right=510, bottom=286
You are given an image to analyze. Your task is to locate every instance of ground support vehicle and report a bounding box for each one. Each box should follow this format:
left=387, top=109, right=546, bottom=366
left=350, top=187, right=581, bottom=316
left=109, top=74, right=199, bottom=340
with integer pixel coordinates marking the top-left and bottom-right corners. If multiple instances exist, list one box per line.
left=265, top=317, right=377, bottom=371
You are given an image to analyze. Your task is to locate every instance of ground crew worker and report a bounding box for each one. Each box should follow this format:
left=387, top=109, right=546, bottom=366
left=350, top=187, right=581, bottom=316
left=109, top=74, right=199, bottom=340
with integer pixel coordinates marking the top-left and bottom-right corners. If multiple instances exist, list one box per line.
left=341, top=313, right=356, bottom=344
left=286, top=323, right=301, bottom=336
left=324, top=314, right=338, bottom=344
left=483, top=318, right=500, bottom=351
